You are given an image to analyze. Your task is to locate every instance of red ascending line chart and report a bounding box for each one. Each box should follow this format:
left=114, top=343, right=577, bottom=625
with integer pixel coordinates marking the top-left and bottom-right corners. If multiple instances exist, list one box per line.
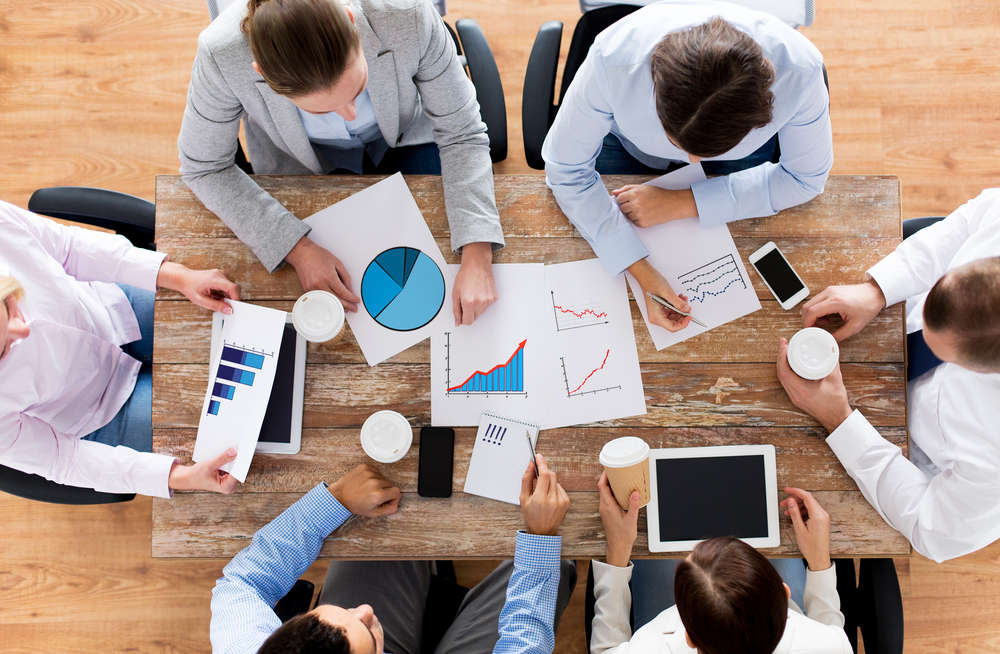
left=445, top=333, right=528, bottom=396
left=561, top=349, right=622, bottom=398
left=550, top=291, right=610, bottom=331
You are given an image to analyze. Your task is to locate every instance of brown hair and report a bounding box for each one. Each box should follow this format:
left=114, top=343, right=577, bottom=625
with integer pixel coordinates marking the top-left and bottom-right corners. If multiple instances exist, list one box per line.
left=923, top=256, right=1000, bottom=372
left=650, top=17, right=775, bottom=157
left=675, top=537, right=788, bottom=654
left=258, top=612, right=351, bottom=653
left=242, top=0, right=360, bottom=97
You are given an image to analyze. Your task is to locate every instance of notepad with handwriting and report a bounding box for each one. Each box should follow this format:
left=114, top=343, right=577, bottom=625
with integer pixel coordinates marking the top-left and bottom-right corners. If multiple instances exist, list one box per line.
left=463, top=413, right=540, bottom=505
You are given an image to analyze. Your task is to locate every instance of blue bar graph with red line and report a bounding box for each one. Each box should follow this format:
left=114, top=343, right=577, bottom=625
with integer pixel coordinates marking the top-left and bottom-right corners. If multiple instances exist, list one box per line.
left=448, top=340, right=525, bottom=393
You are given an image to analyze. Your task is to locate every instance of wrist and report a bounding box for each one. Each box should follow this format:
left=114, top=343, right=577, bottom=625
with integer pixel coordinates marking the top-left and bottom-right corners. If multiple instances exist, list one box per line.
left=821, top=404, right=853, bottom=432
left=285, top=236, right=313, bottom=267
left=156, top=261, right=188, bottom=292
left=167, top=462, right=188, bottom=490
left=460, top=242, right=493, bottom=266
left=606, top=545, right=633, bottom=568
left=866, top=279, right=887, bottom=310
left=806, top=556, right=832, bottom=572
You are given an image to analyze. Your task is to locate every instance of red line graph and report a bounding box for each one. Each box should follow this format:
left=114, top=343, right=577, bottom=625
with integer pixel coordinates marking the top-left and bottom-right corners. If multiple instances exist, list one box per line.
left=447, top=340, right=527, bottom=392
left=569, top=349, right=610, bottom=394
left=553, top=304, right=608, bottom=320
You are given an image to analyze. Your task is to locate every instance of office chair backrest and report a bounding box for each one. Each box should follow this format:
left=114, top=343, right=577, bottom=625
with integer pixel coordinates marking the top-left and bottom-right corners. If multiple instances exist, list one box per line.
left=559, top=5, right=640, bottom=104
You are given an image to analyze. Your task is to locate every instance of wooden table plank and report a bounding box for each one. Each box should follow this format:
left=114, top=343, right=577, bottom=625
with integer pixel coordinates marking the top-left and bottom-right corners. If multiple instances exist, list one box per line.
left=152, top=362, right=905, bottom=429
left=155, top=174, right=901, bottom=241
left=154, top=299, right=905, bottom=365
left=154, top=426, right=907, bottom=494
left=151, top=490, right=910, bottom=559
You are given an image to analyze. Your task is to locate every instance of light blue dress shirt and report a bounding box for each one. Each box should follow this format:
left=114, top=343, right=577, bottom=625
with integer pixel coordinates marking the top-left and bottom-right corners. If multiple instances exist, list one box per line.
left=298, top=89, right=388, bottom=173
left=541, top=0, right=833, bottom=274
left=209, top=483, right=563, bottom=654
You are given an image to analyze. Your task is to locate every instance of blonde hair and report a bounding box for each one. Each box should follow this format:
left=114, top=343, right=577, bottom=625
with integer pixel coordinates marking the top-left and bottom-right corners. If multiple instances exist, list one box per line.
left=0, top=275, right=24, bottom=304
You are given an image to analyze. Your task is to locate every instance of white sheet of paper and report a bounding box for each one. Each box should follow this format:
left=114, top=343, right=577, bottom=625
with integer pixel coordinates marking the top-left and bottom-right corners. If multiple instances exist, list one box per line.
left=645, top=162, right=707, bottom=190
left=463, top=413, right=540, bottom=505
left=542, top=259, right=646, bottom=428
left=626, top=218, right=761, bottom=349
left=193, top=301, right=288, bottom=482
left=431, top=264, right=552, bottom=426
left=303, top=173, right=451, bottom=366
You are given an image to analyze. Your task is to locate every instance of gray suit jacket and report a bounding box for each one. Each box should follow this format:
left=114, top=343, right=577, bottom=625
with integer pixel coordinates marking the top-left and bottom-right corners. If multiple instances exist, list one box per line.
left=178, top=0, right=503, bottom=272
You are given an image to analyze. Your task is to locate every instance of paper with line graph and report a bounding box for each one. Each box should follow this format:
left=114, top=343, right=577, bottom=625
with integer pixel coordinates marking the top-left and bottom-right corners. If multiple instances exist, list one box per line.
left=626, top=217, right=761, bottom=350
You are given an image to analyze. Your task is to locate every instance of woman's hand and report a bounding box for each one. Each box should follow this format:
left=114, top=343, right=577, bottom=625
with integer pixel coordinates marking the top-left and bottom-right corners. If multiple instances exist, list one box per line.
left=168, top=448, right=241, bottom=494
left=597, top=472, right=641, bottom=567
left=612, top=185, right=697, bottom=227
left=627, top=260, right=693, bottom=333
left=157, top=261, right=240, bottom=314
left=783, top=487, right=832, bottom=571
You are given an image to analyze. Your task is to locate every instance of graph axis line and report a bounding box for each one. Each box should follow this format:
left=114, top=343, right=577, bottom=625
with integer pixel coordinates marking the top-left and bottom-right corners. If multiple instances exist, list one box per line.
left=550, top=290, right=610, bottom=332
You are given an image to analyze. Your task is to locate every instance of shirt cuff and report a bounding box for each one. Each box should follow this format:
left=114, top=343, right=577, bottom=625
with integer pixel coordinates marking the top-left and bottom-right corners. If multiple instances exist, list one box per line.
left=591, top=222, right=649, bottom=276
left=304, top=482, right=354, bottom=533
left=826, top=409, right=888, bottom=470
left=866, top=255, right=910, bottom=308
left=805, top=563, right=837, bottom=587
left=119, top=248, right=168, bottom=292
left=137, top=452, right=179, bottom=499
left=691, top=176, right=735, bottom=227
left=514, top=531, right=562, bottom=571
left=591, top=559, right=634, bottom=584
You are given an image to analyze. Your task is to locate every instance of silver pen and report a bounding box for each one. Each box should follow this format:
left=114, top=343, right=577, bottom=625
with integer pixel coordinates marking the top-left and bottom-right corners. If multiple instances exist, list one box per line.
left=645, top=291, right=708, bottom=328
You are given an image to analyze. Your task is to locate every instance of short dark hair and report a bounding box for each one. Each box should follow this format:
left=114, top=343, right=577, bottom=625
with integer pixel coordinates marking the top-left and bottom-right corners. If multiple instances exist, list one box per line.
left=650, top=17, right=775, bottom=157
left=923, top=256, right=1000, bottom=372
left=674, top=537, right=788, bottom=654
left=242, top=0, right=360, bottom=97
left=258, top=612, right=351, bottom=654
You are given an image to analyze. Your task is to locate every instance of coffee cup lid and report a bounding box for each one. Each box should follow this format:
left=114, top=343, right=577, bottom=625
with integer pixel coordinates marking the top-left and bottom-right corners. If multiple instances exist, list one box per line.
left=292, top=291, right=345, bottom=342
left=787, top=327, right=840, bottom=380
left=360, top=410, right=413, bottom=463
left=599, top=436, right=650, bottom=468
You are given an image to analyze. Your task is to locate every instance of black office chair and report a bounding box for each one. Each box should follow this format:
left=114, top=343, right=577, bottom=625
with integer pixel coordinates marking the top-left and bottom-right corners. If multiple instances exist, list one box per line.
left=522, top=6, right=829, bottom=170
left=0, top=186, right=156, bottom=505
left=582, top=557, right=903, bottom=653
left=274, top=562, right=470, bottom=651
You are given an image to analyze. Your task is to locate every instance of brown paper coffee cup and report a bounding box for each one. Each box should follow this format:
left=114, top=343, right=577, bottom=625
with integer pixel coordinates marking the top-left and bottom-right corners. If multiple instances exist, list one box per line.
left=599, top=436, right=651, bottom=510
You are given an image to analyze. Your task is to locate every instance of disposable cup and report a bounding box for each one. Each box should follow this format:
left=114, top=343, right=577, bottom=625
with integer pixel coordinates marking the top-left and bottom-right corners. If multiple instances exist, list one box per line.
left=291, top=290, right=345, bottom=343
left=787, top=327, right=840, bottom=380
left=599, top=436, right=651, bottom=510
left=360, top=410, right=413, bottom=463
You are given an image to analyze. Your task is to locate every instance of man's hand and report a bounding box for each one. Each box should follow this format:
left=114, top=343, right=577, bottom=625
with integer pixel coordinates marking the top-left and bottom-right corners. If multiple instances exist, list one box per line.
left=801, top=281, right=887, bottom=342
left=519, top=454, right=570, bottom=536
left=628, top=259, right=692, bottom=332
left=285, top=237, right=361, bottom=312
left=329, top=464, right=401, bottom=517
left=452, top=242, right=497, bottom=325
left=783, top=487, right=832, bottom=572
left=776, top=338, right=853, bottom=431
left=157, top=261, right=240, bottom=314
left=611, top=186, right=698, bottom=227
left=168, top=448, right=241, bottom=494
left=597, top=472, right=640, bottom=567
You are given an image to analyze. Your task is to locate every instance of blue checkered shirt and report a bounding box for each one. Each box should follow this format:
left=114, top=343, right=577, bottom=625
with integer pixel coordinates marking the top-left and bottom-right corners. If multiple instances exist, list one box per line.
left=209, top=483, right=563, bottom=654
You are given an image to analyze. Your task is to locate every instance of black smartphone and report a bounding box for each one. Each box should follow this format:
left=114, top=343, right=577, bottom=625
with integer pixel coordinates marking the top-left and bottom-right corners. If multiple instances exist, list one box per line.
left=418, top=426, right=455, bottom=498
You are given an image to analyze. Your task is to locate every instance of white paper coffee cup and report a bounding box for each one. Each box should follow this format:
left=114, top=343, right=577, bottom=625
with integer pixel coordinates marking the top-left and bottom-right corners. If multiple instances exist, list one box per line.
left=787, top=327, right=840, bottom=380
left=291, top=290, right=345, bottom=343
left=360, top=410, right=413, bottom=463
left=599, top=436, right=651, bottom=510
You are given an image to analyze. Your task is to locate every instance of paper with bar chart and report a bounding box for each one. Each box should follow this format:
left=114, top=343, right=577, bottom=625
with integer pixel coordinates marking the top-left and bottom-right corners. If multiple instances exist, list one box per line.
left=430, top=264, right=555, bottom=426
left=193, top=301, right=287, bottom=482
left=543, top=259, right=646, bottom=427
left=303, top=173, right=451, bottom=366
left=626, top=218, right=761, bottom=350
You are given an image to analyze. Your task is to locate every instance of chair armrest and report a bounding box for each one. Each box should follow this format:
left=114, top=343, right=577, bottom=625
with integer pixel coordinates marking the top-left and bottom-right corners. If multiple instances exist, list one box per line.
left=28, top=186, right=156, bottom=250
left=0, top=465, right=135, bottom=505
left=903, top=216, right=945, bottom=240
left=274, top=579, right=316, bottom=623
left=522, top=21, right=563, bottom=170
left=455, top=19, right=507, bottom=163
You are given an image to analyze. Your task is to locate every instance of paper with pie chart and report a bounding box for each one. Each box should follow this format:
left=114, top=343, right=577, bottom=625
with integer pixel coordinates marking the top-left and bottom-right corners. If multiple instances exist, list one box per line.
left=430, top=259, right=646, bottom=428
left=303, top=173, right=451, bottom=365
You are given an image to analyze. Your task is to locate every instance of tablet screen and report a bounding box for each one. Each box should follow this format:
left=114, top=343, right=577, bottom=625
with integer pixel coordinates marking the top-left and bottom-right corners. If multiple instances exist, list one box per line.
left=258, top=324, right=297, bottom=444
left=654, top=455, right=769, bottom=542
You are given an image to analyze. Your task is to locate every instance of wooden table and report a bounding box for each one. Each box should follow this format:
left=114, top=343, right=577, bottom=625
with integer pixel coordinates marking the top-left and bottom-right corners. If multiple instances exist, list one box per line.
left=151, top=174, right=909, bottom=559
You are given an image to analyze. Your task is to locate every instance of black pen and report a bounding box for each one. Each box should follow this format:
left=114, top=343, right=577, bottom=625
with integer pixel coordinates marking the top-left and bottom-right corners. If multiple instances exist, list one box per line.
left=526, top=430, right=538, bottom=478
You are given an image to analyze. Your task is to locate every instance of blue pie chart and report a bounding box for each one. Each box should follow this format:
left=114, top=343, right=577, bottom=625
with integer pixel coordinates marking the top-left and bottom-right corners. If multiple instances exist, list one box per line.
left=361, top=247, right=446, bottom=331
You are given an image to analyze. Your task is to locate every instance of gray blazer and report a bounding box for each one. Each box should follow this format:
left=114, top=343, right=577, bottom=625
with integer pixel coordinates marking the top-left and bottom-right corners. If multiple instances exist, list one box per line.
left=178, top=0, right=503, bottom=272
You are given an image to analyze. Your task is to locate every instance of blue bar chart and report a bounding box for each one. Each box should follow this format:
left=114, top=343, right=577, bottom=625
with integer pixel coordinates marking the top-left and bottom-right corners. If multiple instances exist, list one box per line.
left=206, top=343, right=270, bottom=416
left=447, top=339, right=527, bottom=395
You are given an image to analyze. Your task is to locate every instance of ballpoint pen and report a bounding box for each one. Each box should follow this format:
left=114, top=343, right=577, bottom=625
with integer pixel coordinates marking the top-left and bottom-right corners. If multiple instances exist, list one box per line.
left=645, top=291, right=708, bottom=328
left=525, top=430, right=538, bottom=478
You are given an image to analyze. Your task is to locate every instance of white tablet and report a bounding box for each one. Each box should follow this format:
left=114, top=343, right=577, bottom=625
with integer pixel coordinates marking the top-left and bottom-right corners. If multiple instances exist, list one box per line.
left=211, top=312, right=306, bottom=454
left=647, top=445, right=779, bottom=552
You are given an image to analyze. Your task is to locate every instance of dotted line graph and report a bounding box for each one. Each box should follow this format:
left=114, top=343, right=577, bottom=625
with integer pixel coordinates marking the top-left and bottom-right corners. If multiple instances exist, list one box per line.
left=678, top=254, right=747, bottom=304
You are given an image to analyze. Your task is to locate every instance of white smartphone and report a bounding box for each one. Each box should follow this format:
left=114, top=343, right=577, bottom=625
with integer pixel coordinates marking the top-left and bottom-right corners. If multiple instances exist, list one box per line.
left=748, top=241, right=809, bottom=310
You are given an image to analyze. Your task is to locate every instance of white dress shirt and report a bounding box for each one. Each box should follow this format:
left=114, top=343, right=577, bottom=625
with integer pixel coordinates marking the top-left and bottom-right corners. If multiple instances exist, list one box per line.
left=827, top=188, right=1000, bottom=562
left=589, top=560, right=851, bottom=654
left=0, top=201, right=176, bottom=498
left=542, top=0, right=833, bottom=274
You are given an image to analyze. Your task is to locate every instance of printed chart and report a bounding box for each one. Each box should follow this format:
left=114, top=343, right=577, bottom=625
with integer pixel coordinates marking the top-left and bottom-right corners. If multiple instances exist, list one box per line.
left=550, top=291, right=609, bottom=331
left=678, top=254, right=748, bottom=303
left=361, top=246, right=445, bottom=331
left=446, top=336, right=527, bottom=395
left=207, top=344, right=273, bottom=416
left=560, top=349, right=622, bottom=398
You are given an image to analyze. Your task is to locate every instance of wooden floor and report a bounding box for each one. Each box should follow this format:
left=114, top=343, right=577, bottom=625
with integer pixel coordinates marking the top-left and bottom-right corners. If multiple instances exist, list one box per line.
left=1, top=0, right=999, bottom=651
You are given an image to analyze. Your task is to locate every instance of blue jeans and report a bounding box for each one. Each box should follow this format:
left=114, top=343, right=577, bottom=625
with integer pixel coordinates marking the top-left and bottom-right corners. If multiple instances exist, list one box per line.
left=594, top=133, right=779, bottom=176
left=82, top=284, right=154, bottom=453
left=629, top=557, right=807, bottom=629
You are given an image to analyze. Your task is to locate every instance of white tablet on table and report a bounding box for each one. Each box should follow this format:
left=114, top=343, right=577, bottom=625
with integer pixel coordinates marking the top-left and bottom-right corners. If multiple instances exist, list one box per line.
left=211, top=312, right=305, bottom=454
left=647, top=444, right=779, bottom=552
